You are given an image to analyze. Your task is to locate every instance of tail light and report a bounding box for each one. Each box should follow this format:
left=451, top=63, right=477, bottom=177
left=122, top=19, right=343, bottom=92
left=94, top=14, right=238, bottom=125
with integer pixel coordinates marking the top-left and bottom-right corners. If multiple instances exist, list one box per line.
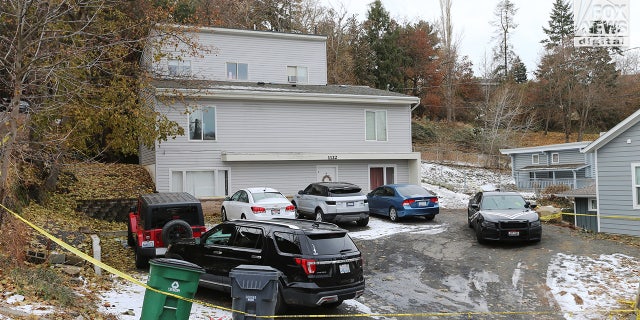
left=285, top=205, right=295, bottom=212
left=251, top=206, right=266, bottom=214
left=295, top=258, right=317, bottom=275
left=431, top=197, right=439, bottom=204
left=402, top=199, right=416, bottom=207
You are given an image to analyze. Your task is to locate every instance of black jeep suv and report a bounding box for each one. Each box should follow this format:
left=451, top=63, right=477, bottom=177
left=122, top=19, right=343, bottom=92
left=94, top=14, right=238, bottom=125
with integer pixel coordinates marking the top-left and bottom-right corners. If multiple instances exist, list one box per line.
left=128, top=192, right=207, bottom=268
left=165, top=218, right=365, bottom=311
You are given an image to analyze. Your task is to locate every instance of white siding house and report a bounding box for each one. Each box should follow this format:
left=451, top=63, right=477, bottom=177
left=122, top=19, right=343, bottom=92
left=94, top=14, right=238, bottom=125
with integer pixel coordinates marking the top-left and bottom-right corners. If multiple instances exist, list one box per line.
left=141, top=26, right=421, bottom=198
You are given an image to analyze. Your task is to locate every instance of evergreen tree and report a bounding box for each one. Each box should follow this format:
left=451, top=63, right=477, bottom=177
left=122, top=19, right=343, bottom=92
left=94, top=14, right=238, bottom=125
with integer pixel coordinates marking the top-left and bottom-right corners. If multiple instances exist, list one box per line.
left=541, top=0, right=574, bottom=49
left=509, top=56, right=528, bottom=83
left=491, top=0, right=518, bottom=82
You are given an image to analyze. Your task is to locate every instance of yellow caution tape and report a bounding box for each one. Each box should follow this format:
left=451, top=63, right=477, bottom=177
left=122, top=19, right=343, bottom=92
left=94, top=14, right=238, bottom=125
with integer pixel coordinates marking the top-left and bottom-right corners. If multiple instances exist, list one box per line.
left=559, top=212, right=640, bottom=221
left=2, top=203, right=638, bottom=319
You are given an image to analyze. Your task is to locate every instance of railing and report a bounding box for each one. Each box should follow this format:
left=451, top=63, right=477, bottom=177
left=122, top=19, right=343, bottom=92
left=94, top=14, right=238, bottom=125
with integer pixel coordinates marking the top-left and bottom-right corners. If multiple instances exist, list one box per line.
left=415, top=147, right=510, bottom=169
left=516, top=178, right=595, bottom=192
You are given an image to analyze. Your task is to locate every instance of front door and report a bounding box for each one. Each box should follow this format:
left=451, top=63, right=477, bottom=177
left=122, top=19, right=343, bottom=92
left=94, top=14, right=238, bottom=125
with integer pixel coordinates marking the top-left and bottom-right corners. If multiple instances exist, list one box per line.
left=317, top=166, right=338, bottom=182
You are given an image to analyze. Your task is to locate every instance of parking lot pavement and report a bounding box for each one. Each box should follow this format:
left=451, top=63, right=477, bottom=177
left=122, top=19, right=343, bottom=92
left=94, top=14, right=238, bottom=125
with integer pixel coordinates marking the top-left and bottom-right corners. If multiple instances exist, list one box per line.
left=347, top=209, right=640, bottom=320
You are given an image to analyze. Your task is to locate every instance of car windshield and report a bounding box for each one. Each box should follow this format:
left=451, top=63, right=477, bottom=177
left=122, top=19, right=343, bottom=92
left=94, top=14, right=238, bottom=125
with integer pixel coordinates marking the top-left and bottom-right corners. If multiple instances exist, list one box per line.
left=251, top=191, right=287, bottom=202
left=481, top=195, right=527, bottom=210
left=396, top=185, right=430, bottom=197
left=304, top=233, right=358, bottom=255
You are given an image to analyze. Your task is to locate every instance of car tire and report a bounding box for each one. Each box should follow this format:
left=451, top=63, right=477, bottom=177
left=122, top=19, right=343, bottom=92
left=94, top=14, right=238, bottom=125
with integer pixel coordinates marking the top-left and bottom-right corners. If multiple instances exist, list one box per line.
left=161, top=219, right=193, bottom=245
left=475, top=224, right=486, bottom=244
left=221, top=207, right=228, bottom=222
left=315, top=208, right=324, bottom=222
left=292, top=202, right=302, bottom=219
left=127, top=222, right=135, bottom=247
left=274, top=285, right=287, bottom=314
left=134, top=247, right=149, bottom=269
left=356, top=217, right=369, bottom=227
left=389, top=207, right=399, bottom=222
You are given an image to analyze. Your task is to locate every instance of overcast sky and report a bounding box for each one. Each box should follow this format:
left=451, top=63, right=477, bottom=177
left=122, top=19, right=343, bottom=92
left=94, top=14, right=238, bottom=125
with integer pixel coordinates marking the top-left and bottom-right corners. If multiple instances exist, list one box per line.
left=319, top=0, right=640, bottom=77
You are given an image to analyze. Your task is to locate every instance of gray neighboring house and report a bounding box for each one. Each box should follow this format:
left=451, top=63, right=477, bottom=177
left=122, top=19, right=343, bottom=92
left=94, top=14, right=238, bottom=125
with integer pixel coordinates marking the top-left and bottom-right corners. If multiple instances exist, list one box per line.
left=499, top=141, right=595, bottom=191
left=140, top=26, right=421, bottom=198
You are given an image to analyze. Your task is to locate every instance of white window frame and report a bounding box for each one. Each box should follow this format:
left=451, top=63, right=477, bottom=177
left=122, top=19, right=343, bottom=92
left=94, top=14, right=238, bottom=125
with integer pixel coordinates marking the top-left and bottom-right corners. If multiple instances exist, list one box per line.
left=531, top=154, right=539, bottom=164
left=168, top=59, right=191, bottom=77
left=632, top=163, right=640, bottom=209
left=365, top=110, right=388, bottom=142
left=551, top=152, right=560, bottom=164
left=588, top=198, right=597, bottom=211
left=226, top=62, right=248, bottom=80
left=368, top=164, right=396, bottom=190
left=170, top=168, right=230, bottom=197
left=188, top=106, right=217, bottom=141
left=287, top=66, right=308, bottom=84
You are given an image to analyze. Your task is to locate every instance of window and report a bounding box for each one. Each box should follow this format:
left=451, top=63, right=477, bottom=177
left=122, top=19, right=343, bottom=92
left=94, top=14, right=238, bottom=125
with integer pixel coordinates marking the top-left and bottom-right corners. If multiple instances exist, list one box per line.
left=204, top=224, right=236, bottom=246
left=532, top=154, right=539, bottom=164
left=551, top=153, right=560, bottom=164
left=168, top=59, right=191, bottom=77
left=633, top=164, right=640, bottom=208
left=588, top=198, right=597, bottom=211
left=189, top=107, right=216, bottom=141
left=365, top=110, right=387, bottom=141
left=171, top=169, right=229, bottom=197
left=274, top=232, right=302, bottom=255
left=231, top=227, right=263, bottom=249
left=287, top=66, right=308, bottom=83
left=226, top=62, right=248, bottom=80
left=369, top=166, right=395, bottom=190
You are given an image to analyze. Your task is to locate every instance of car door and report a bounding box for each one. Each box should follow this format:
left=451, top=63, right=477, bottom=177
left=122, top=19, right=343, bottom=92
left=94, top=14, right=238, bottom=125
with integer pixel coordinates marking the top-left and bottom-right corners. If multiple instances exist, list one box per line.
left=367, top=187, right=386, bottom=214
left=468, top=192, right=483, bottom=222
left=191, top=223, right=238, bottom=287
left=296, top=184, right=314, bottom=214
left=229, top=191, right=250, bottom=219
left=222, top=226, right=266, bottom=277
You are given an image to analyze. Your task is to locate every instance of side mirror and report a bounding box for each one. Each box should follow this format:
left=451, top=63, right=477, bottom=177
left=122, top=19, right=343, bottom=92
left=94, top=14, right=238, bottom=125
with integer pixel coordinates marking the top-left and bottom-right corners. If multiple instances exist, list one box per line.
left=298, top=190, right=304, bottom=195
left=224, top=196, right=231, bottom=201
left=471, top=203, right=479, bottom=209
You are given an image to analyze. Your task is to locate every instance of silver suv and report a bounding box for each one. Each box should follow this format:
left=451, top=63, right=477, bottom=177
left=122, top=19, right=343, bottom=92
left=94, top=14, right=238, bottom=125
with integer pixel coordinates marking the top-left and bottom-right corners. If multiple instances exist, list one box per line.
left=292, top=182, right=369, bottom=226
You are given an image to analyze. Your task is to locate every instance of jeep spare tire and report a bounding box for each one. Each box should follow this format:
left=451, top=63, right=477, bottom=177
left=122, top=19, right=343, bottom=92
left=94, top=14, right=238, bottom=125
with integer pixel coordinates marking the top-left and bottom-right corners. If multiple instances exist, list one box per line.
left=161, top=219, right=193, bottom=245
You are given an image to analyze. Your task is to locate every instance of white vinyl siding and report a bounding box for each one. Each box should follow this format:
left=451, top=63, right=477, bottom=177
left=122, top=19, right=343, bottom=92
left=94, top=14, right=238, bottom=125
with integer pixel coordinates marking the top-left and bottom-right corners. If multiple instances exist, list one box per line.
left=366, top=110, right=387, bottom=142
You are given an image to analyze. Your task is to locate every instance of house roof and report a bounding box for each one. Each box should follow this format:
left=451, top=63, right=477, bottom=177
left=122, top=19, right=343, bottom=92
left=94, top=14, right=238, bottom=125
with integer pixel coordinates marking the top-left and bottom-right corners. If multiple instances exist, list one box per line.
left=555, top=184, right=596, bottom=197
left=499, top=141, right=592, bottom=155
left=582, top=107, right=640, bottom=153
left=152, top=80, right=421, bottom=105
left=517, top=163, right=590, bottom=171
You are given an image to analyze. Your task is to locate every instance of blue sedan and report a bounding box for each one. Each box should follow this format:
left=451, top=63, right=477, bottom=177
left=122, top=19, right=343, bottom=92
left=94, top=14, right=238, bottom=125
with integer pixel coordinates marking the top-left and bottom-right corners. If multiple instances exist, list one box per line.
left=367, top=184, right=439, bottom=222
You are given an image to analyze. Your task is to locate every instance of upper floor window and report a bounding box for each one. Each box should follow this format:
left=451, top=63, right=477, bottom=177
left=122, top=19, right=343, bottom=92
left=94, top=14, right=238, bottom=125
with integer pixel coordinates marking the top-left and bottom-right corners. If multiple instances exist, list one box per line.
left=365, top=110, right=387, bottom=141
left=287, top=66, right=308, bottom=83
left=227, top=62, right=248, bottom=80
left=189, top=107, right=216, bottom=141
left=551, top=153, right=560, bottom=164
left=168, top=59, right=191, bottom=77
left=532, top=154, right=539, bottom=164
left=633, top=164, right=640, bottom=209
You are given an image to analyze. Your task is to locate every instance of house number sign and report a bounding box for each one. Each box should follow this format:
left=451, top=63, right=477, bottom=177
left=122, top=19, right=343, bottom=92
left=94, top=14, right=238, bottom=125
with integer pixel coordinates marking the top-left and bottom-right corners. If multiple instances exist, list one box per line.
left=327, top=155, right=338, bottom=160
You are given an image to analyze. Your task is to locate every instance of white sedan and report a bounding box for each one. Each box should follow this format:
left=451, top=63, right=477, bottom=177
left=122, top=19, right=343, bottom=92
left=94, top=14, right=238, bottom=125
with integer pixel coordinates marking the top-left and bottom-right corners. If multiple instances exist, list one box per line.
left=221, top=187, right=296, bottom=221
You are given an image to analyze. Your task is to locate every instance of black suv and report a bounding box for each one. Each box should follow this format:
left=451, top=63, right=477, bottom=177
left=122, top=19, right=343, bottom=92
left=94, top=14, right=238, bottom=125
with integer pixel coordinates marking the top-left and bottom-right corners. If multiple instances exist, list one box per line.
left=467, top=191, right=541, bottom=243
left=127, top=192, right=207, bottom=268
left=165, top=218, right=365, bottom=311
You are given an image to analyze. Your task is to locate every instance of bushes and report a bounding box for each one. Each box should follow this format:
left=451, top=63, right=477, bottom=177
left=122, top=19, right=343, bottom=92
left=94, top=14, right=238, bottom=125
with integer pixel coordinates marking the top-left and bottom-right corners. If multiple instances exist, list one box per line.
left=412, top=122, right=437, bottom=140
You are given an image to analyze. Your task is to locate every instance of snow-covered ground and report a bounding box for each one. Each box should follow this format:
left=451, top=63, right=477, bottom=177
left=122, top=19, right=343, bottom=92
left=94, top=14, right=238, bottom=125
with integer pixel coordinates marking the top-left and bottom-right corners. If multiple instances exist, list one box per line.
left=2, top=162, right=639, bottom=320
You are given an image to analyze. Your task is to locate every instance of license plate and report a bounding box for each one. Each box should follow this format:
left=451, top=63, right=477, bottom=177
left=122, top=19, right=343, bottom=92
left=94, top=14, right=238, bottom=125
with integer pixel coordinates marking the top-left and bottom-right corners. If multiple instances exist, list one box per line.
left=508, top=231, right=520, bottom=237
left=346, top=202, right=354, bottom=207
left=339, top=263, right=350, bottom=274
left=271, top=209, right=280, bottom=215
left=141, top=240, right=155, bottom=248
left=418, top=201, right=427, bottom=207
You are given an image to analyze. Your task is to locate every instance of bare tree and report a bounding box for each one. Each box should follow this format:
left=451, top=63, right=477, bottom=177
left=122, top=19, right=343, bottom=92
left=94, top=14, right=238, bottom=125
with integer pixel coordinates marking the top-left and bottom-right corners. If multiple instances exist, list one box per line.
left=439, top=0, right=457, bottom=121
left=490, top=0, right=518, bottom=81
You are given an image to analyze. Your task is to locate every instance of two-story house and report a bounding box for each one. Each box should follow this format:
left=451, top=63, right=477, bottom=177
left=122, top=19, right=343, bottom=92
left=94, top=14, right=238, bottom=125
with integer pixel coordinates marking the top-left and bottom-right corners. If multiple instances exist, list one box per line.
left=499, top=141, right=595, bottom=192
left=140, top=26, right=421, bottom=198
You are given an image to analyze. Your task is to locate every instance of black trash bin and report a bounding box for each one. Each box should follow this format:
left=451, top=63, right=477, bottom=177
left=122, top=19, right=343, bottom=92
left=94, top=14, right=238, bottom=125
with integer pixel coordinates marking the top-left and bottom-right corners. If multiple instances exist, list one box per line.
left=139, top=258, right=204, bottom=320
left=229, top=265, right=281, bottom=320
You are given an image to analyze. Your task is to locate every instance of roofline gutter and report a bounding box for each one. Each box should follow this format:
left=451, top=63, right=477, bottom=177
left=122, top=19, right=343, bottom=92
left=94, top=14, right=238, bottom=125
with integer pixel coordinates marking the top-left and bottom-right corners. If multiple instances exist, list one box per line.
left=155, top=87, right=420, bottom=105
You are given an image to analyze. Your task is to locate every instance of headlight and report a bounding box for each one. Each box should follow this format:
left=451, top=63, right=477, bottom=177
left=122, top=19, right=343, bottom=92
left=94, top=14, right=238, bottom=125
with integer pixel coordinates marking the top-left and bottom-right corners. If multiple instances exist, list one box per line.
left=530, top=220, right=541, bottom=227
left=481, top=220, right=497, bottom=228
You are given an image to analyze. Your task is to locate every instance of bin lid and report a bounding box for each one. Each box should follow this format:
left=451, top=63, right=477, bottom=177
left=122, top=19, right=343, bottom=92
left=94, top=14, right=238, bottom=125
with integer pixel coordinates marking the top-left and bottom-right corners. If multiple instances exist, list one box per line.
left=150, top=258, right=205, bottom=273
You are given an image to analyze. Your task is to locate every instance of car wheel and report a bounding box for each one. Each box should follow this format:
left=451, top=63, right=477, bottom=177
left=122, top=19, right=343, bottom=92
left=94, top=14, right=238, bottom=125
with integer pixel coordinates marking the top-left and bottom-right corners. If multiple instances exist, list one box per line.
left=475, top=224, right=486, bottom=244
left=127, top=222, right=135, bottom=247
left=221, top=207, right=228, bottom=222
left=315, top=208, right=324, bottom=222
left=389, top=207, right=399, bottom=222
left=161, top=219, right=193, bottom=245
left=356, top=217, right=369, bottom=227
left=134, top=247, right=149, bottom=269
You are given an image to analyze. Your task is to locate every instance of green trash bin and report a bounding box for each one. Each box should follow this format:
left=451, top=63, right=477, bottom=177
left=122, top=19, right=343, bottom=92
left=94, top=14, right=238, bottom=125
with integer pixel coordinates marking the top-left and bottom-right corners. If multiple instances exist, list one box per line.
left=139, top=258, right=205, bottom=320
